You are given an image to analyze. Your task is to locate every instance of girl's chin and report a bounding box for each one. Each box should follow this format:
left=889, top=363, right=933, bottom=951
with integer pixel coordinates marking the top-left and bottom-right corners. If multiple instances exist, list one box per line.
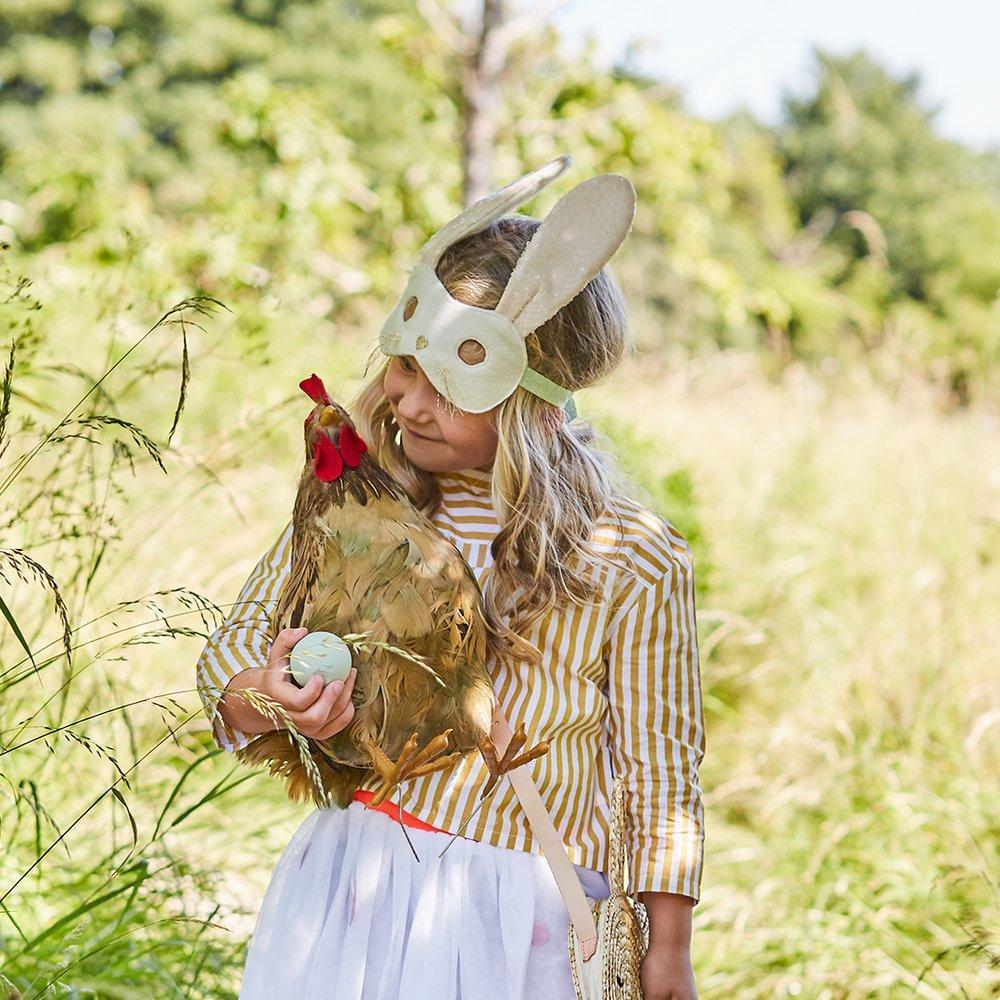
left=401, top=436, right=449, bottom=471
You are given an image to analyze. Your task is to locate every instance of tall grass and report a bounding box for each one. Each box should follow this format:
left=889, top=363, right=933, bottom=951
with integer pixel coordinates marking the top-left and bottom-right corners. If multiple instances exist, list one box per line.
left=0, top=241, right=375, bottom=995
left=592, top=351, right=999, bottom=997
left=1, top=247, right=996, bottom=997
left=0, top=266, right=262, bottom=997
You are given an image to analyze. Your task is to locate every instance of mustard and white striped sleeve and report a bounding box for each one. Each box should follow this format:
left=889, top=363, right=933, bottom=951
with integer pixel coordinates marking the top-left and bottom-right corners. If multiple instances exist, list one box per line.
left=603, top=520, right=707, bottom=902
left=195, top=519, right=293, bottom=752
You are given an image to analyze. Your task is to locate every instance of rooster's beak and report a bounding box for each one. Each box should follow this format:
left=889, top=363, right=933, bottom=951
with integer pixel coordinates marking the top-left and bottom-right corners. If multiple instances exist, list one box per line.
left=319, top=405, right=341, bottom=427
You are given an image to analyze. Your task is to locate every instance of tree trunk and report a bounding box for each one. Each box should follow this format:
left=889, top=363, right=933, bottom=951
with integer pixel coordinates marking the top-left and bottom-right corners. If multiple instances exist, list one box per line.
left=460, top=0, right=507, bottom=206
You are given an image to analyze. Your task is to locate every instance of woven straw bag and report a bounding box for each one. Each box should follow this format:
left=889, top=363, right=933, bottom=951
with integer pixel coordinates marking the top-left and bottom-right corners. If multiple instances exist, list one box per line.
left=566, top=774, right=650, bottom=999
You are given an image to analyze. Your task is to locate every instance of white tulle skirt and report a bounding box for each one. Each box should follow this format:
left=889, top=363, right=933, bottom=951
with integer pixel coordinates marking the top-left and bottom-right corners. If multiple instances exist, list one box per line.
left=238, top=798, right=610, bottom=1000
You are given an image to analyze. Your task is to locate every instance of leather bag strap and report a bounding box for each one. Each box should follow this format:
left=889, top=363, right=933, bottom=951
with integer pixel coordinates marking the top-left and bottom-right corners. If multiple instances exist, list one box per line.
left=490, top=702, right=599, bottom=961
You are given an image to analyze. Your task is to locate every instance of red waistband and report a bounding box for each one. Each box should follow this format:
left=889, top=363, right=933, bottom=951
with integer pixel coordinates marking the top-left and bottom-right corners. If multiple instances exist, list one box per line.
left=351, top=789, right=451, bottom=834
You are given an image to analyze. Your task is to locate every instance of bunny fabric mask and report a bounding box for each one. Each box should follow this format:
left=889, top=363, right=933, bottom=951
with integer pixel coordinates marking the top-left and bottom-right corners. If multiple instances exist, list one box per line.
left=378, top=154, right=636, bottom=419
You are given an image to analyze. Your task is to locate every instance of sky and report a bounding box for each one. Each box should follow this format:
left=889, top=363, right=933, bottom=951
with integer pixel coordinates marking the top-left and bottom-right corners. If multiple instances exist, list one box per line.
left=539, top=0, right=1000, bottom=150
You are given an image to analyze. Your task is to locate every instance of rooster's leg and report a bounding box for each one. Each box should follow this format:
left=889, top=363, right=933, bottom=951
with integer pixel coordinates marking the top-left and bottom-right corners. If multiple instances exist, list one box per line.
left=395, top=784, right=421, bottom=862
left=357, top=728, right=463, bottom=808
left=476, top=720, right=550, bottom=800
left=436, top=722, right=550, bottom=859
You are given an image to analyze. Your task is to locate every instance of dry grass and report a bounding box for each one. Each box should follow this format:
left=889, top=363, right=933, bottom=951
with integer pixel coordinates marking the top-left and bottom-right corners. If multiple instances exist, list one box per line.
left=1, top=253, right=996, bottom=996
left=589, top=351, right=999, bottom=997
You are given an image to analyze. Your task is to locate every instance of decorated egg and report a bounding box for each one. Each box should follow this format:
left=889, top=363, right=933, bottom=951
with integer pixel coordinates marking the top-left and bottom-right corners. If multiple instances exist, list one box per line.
left=289, top=630, right=353, bottom=686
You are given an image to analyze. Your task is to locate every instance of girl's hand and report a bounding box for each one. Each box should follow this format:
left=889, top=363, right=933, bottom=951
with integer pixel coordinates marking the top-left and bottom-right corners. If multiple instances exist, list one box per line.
left=640, top=943, right=698, bottom=1000
left=260, top=627, right=357, bottom=739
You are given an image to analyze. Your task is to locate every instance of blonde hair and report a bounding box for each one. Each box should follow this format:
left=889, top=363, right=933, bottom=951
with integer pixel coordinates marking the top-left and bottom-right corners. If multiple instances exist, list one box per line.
left=351, top=216, right=634, bottom=666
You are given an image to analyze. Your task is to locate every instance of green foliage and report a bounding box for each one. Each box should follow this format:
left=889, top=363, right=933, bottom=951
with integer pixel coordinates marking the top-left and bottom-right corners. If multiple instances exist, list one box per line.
left=593, top=414, right=712, bottom=605
left=0, top=6, right=998, bottom=994
left=1, top=4, right=997, bottom=399
left=776, top=49, right=1000, bottom=397
left=0, top=275, right=258, bottom=996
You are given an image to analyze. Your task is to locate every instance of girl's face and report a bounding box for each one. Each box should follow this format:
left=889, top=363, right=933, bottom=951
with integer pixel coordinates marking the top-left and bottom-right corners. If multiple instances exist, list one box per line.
left=383, top=355, right=499, bottom=472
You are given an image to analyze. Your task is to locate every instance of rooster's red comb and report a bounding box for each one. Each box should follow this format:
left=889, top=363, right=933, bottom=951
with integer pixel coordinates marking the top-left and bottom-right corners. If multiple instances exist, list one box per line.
left=300, top=373, right=332, bottom=405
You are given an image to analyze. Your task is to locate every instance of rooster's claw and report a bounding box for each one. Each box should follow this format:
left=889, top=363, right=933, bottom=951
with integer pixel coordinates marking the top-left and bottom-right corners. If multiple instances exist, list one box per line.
left=360, top=729, right=462, bottom=807
left=477, top=721, right=549, bottom=800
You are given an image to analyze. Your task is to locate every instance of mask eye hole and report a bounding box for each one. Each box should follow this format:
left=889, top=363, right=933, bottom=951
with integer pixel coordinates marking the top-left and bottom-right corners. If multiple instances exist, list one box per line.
left=458, top=339, right=486, bottom=365
left=403, top=296, right=419, bottom=321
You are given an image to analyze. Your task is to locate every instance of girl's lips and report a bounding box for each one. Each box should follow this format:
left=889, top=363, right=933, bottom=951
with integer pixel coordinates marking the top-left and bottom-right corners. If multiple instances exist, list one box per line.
left=402, top=423, right=439, bottom=442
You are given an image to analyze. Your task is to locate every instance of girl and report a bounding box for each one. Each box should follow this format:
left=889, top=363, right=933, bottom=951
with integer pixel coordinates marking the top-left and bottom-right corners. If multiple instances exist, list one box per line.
left=196, top=203, right=705, bottom=999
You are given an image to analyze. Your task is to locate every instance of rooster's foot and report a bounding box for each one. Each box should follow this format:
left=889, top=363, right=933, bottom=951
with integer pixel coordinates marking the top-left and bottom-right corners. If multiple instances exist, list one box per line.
left=359, top=729, right=463, bottom=807
left=477, top=721, right=549, bottom=801
left=436, top=722, right=550, bottom=861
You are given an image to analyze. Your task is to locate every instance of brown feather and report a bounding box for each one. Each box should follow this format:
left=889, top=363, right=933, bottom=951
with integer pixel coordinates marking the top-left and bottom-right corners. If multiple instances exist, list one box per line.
left=235, top=394, right=503, bottom=807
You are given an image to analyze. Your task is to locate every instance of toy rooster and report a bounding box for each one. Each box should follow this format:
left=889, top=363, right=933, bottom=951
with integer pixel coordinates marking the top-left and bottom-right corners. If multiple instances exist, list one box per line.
left=236, top=373, right=549, bottom=811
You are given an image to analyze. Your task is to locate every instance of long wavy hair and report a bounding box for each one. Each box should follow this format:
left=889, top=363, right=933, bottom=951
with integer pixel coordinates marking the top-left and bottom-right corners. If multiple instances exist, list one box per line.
left=350, top=215, right=636, bottom=666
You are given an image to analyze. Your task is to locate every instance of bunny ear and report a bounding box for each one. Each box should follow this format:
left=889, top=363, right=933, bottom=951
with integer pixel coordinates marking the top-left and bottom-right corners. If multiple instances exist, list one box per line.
left=495, top=174, right=636, bottom=338
left=417, top=155, right=573, bottom=268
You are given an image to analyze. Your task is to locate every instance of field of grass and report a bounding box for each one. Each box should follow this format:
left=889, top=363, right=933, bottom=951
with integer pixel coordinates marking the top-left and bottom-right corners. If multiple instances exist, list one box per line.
left=1, top=268, right=997, bottom=996
left=594, top=353, right=999, bottom=997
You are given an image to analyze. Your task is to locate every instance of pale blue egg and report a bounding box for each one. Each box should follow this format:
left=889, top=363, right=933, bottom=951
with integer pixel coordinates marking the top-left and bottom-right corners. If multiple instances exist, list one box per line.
left=290, top=631, right=353, bottom=686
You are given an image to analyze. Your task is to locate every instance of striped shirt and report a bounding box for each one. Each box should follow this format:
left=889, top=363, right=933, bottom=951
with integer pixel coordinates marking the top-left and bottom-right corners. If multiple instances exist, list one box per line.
left=195, top=466, right=706, bottom=901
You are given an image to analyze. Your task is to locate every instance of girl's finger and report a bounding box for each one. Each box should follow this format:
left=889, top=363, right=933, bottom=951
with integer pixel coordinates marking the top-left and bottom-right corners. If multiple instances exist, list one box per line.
left=305, top=678, right=351, bottom=729
left=295, top=675, right=346, bottom=730
left=311, top=699, right=356, bottom=741
left=306, top=670, right=357, bottom=737
left=266, top=627, right=308, bottom=667
left=279, top=672, right=324, bottom=711
left=327, top=668, right=357, bottom=718
left=285, top=669, right=357, bottom=733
